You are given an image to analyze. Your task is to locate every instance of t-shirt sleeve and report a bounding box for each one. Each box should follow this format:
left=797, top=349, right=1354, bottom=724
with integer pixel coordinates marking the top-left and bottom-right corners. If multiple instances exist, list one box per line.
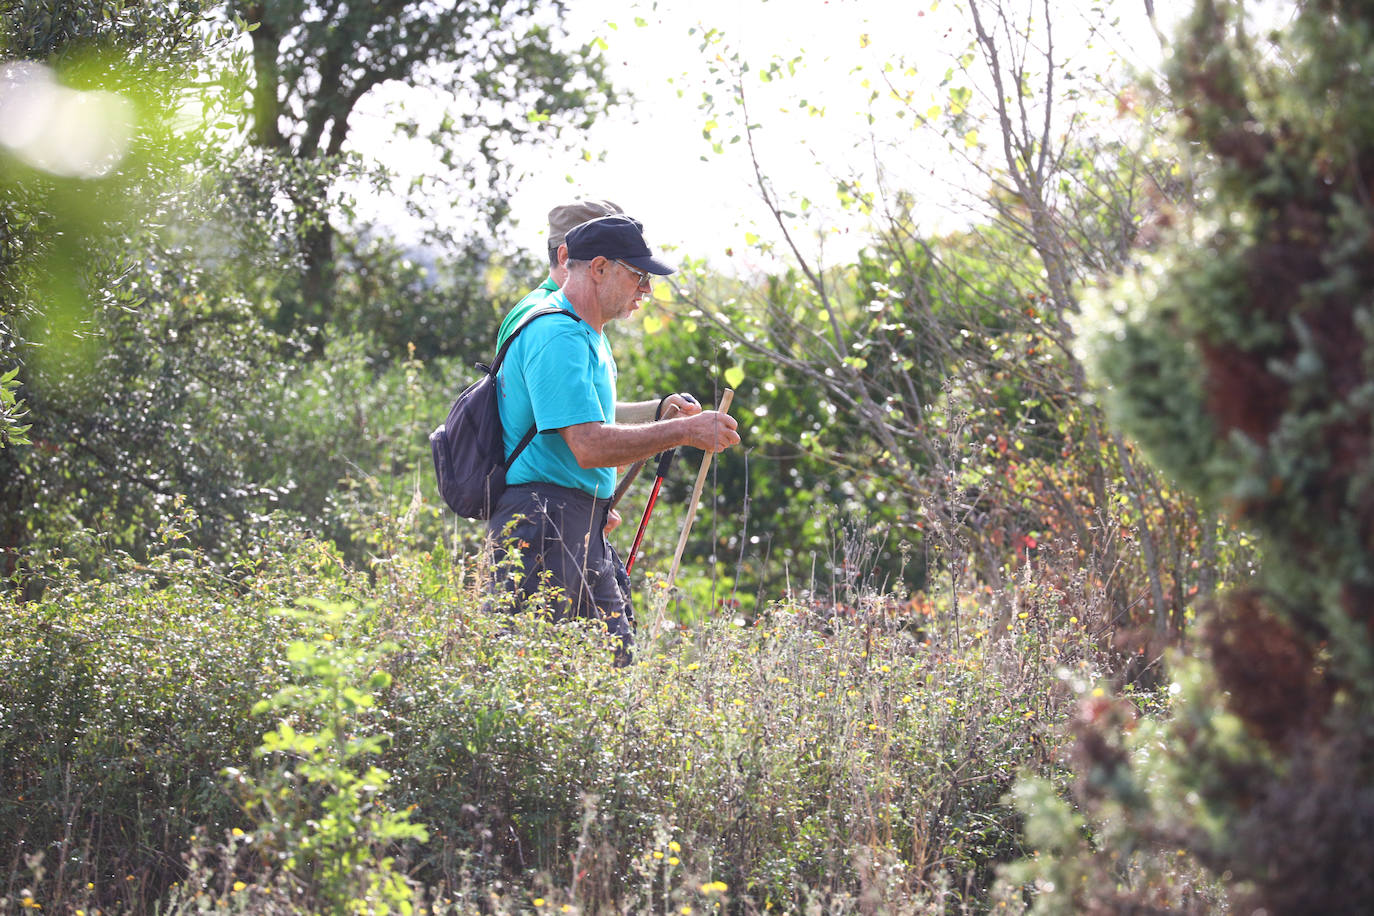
left=524, top=328, right=608, bottom=431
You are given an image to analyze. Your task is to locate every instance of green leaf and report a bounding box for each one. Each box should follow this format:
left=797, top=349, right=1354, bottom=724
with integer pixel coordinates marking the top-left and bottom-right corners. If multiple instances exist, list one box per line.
left=724, top=366, right=745, bottom=388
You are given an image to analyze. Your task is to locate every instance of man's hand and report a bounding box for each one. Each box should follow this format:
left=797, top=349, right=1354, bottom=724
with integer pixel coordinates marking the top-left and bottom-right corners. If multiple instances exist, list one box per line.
left=605, top=508, right=622, bottom=534
left=657, top=393, right=702, bottom=421
left=682, top=410, right=741, bottom=454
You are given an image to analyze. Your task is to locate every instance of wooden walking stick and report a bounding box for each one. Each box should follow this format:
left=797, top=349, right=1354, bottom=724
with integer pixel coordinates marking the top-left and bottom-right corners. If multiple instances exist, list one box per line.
left=667, top=388, right=734, bottom=590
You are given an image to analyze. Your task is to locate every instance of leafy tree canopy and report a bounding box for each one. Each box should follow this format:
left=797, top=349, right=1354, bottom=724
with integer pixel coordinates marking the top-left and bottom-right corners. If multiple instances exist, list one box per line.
left=230, top=0, right=615, bottom=344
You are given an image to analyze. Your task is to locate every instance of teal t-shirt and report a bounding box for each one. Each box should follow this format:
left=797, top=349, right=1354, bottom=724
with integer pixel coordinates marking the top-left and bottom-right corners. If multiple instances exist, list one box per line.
left=497, top=291, right=617, bottom=498
left=496, top=277, right=559, bottom=352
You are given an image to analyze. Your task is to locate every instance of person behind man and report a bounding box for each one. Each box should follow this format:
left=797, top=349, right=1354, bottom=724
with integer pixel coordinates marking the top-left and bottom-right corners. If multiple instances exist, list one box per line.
left=495, top=198, right=623, bottom=351
left=488, top=215, right=741, bottom=664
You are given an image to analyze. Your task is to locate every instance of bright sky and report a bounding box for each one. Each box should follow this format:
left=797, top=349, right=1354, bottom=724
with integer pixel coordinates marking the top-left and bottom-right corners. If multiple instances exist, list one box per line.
left=349, top=0, right=1170, bottom=272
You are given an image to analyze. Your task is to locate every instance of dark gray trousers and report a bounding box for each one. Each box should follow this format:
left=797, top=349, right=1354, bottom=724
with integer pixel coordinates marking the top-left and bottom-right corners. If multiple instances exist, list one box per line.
left=487, top=482, right=635, bottom=664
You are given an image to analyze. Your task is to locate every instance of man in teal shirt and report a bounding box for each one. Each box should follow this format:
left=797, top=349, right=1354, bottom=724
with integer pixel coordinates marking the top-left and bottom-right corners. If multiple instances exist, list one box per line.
left=488, top=215, right=742, bottom=665
left=495, top=199, right=622, bottom=351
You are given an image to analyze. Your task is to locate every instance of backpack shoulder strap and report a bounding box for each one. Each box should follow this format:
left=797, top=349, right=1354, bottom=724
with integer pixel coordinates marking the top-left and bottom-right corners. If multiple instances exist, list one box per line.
left=490, top=306, right=581, bottom=373
left=507, top=424, right=540, bottom=469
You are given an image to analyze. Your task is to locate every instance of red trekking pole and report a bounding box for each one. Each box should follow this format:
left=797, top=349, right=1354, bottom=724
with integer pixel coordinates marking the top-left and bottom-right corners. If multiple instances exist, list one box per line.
left=626, top=448, right=676, bottom=573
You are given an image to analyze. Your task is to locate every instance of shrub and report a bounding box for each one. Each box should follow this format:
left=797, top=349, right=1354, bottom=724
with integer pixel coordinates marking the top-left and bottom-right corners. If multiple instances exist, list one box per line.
left=1016, top=2, right=1374, bottom=912
left=2, top=514, right=1115, bottom=914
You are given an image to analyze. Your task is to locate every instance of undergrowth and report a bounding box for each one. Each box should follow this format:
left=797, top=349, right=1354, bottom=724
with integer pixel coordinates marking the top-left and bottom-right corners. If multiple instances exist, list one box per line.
left=0, top=514, right=1213, bottom=914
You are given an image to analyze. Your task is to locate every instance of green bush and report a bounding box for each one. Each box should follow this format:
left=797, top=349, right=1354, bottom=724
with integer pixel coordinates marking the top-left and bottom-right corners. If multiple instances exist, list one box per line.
left=2, top=514, right=1112, bottom=914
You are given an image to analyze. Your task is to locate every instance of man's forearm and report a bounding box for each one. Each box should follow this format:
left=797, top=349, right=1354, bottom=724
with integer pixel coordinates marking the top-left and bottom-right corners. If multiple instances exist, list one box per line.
left=614, top=398, right=659, bottom=424
left=561, top=418, right=688, bottom=468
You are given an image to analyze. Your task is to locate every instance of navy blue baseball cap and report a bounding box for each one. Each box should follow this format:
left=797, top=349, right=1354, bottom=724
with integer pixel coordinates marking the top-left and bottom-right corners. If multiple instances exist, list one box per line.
left=565, top=215, right=675, bottom=275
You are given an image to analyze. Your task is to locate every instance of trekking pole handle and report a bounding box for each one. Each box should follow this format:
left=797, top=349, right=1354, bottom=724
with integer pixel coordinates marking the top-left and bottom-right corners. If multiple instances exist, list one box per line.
left=655, top=447, right=676, bottom=478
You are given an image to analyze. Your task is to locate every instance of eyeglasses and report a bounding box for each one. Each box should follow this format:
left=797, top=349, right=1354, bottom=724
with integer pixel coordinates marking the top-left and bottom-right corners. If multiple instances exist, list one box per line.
left=614, top=259, right=652, bottom=287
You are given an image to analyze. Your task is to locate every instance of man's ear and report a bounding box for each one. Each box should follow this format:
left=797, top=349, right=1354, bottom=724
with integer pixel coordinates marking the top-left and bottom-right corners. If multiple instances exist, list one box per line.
left=557, top=244, right=569, bottom=267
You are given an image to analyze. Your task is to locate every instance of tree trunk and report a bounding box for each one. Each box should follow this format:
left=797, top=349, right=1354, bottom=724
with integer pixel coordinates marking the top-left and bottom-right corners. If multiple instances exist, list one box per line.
left=299, top=213, right=334, bottom=355
left=246, top=6, right=283, bottom=151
